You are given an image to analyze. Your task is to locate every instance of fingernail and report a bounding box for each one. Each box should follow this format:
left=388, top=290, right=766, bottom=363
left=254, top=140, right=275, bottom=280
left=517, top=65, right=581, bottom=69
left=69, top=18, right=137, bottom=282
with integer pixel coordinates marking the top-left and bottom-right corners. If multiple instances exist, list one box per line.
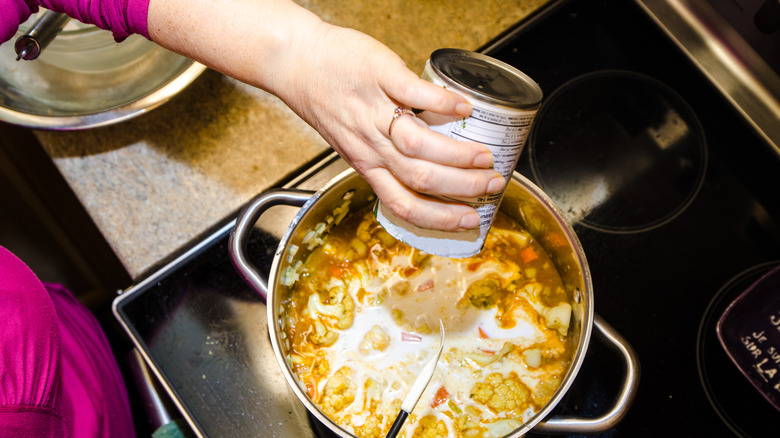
left=473, top=151, right=493, bottom=168
left=455, top=102, right=472, bottom=118
left=459, top=213, right=480, bottom=230
left=487, top=176, right=505, bottom=194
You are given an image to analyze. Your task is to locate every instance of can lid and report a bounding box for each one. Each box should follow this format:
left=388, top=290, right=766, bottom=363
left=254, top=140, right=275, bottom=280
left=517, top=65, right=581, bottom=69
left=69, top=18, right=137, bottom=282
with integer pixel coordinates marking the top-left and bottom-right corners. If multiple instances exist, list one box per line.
left=429, top=49, right=543, bottom=108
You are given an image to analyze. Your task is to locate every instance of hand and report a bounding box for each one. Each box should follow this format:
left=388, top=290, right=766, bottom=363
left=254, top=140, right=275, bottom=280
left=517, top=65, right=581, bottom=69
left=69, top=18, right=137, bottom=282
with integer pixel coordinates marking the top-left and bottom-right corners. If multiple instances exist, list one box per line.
left=148, top=0, right=504, bottom=231
left=270, top=24, right=505, bottom=231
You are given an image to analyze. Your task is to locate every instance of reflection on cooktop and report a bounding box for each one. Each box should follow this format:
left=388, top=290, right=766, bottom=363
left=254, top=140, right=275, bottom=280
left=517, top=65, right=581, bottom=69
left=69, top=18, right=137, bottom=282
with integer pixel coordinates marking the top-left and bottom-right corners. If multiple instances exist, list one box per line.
left=527, top=70, right=707, bottom=234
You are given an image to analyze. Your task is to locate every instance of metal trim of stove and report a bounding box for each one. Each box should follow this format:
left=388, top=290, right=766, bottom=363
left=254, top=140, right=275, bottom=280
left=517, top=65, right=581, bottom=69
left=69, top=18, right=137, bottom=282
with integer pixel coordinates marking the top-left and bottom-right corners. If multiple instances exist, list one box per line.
left=112, top=152, right=352, bottom=438
left=634, top=0, right=780, bottom=156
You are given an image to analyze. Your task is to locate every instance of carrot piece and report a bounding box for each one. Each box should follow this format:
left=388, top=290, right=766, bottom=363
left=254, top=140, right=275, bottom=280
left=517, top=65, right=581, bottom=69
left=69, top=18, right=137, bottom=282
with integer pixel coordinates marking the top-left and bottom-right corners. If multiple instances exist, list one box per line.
left=328, top=265, right=343, bottom=277
left=478, top=327, right=490, bottom=339
left=548, top=231, right=567, bottom=248
left=432, top=386, right=449, bottom=408
left=520, top=246, right=538, bottom=263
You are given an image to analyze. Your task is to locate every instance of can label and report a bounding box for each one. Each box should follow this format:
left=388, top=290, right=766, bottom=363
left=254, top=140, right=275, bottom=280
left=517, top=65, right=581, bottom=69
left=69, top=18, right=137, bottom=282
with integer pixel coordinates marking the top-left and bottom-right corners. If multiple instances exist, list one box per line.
left=376, top=50, right=541, bottom=258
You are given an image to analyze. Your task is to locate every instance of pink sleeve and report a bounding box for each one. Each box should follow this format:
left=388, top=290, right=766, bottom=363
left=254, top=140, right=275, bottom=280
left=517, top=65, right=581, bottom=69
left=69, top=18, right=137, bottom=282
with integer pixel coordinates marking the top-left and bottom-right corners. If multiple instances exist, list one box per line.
left=48, top=282, right=136, bottom=438
left=0, top=246, right=135, bottom=438
left=0, top=0, right=37, bottom=43
left=0, top=0, right=150, bottom=44
left=0, top=246, right=66, bottom=437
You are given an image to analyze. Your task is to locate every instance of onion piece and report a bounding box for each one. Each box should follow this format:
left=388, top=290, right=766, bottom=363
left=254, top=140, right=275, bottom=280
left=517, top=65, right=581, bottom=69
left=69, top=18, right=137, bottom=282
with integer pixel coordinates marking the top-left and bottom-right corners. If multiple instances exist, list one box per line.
left=485, top=418, right=523, bottom=436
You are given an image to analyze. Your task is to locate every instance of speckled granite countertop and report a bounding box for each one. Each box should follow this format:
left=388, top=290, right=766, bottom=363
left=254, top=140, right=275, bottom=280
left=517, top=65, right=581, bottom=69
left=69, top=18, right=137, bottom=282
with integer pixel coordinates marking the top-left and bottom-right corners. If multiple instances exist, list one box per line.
left=34, top=0, right=548, bottom=280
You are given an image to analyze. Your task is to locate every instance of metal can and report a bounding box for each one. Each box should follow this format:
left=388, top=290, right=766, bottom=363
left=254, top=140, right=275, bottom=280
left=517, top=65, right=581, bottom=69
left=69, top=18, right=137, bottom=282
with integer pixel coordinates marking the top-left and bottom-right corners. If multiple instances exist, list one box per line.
left=376, top=48, right=543, bottom=258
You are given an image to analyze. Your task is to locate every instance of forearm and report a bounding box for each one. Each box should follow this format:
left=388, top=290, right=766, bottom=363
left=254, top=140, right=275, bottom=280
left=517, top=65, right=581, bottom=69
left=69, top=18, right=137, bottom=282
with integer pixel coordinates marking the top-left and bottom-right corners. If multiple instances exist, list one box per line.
left=147, top=0, right=325, bottom=96
left=150, top=0, right=490, bottom=232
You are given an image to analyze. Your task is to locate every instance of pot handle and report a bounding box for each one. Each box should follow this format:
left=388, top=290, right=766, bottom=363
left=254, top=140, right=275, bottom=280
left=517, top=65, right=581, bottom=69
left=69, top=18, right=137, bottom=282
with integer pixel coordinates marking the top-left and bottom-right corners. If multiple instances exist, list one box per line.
left=533, top=314, right=641, bottom=434
left=229, top=188, right=315, bottom=301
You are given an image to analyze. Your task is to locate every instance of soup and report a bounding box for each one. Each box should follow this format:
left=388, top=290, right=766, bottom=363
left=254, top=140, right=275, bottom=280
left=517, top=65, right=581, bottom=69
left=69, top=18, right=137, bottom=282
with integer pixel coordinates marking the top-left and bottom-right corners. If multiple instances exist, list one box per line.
left=279, top=207, right=573, bottom=438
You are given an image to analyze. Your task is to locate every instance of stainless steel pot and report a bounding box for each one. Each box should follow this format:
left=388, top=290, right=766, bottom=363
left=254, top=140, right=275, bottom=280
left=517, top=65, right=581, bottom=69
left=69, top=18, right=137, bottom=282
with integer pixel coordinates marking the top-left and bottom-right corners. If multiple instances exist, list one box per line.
left=229, top=168, right=640, bottom=437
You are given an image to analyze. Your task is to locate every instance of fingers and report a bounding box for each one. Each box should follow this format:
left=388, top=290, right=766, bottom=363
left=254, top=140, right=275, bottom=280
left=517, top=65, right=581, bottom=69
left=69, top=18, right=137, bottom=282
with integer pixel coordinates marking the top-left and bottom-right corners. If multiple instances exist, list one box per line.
left=365, top=169, right=482, bottom=231
left=382, top=68, right=473, bottom=119
left=379, top=105, right=504, bottom=199
left=388, top=113, right=494, bottom=169
left=387, top=154, right=505, bottom=199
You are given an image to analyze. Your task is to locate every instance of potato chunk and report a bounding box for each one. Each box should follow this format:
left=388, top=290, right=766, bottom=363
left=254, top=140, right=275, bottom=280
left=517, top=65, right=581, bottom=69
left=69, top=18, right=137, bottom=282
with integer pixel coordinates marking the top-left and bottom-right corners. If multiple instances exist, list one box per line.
left=543, top=303, right=572, bottom=336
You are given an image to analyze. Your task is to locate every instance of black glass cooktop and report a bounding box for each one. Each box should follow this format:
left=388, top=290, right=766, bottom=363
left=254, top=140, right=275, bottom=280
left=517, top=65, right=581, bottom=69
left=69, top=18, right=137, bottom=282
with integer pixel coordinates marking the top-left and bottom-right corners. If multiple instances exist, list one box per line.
left=486, top=0, right=780, bottom=436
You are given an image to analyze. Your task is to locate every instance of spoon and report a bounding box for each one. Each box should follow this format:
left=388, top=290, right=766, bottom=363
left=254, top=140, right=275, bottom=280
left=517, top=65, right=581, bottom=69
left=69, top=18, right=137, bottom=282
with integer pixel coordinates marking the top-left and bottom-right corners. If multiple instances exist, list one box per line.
left=385, top=320, right=445, bottom=438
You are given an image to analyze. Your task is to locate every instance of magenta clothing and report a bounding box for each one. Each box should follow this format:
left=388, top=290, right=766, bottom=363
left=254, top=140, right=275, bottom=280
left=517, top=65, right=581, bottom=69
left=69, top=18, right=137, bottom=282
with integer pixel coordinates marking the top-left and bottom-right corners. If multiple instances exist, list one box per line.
left=0, top=246, right=135, bottom=438
left=0, top=0, right=150, bottom=44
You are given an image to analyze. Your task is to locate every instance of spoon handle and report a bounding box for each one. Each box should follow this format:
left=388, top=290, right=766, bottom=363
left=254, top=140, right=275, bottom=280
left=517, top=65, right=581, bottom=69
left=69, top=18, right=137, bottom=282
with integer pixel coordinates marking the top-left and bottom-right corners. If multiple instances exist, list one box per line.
left=384, top=410, right=408, bottom=438
left=15, top=11, right=71, bottom=61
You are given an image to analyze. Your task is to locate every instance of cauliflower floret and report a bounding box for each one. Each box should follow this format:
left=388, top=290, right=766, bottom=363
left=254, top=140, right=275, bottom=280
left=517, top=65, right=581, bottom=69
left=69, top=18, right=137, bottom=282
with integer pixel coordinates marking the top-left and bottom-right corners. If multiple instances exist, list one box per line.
left=319, top=367, right=356, bottom=417
left=311, top=353, right=330, bottom=378
left=356, top=216, right=373, bottom=243
left=306, top=288, right=356, bottom=330
left=470, top=372, right=531, bottom=415
left=353, top=414, right=384, bottom=438
left=352, top=212, right=398, bottom=258
left=464, top=277, right=501, bottom=309
left=310, top=321, right=338, bottom=346
left=359, top=325, right=391, bottom=355
left=412, top=415, right=448, bottom=438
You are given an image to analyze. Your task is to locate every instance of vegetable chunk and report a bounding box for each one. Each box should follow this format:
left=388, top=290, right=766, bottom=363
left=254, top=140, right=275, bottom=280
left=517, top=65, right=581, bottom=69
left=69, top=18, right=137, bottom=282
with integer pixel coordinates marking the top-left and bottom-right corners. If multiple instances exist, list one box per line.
left=320, top=367, right=356, bottom=416
left=470, top=372, right=531, bottom=415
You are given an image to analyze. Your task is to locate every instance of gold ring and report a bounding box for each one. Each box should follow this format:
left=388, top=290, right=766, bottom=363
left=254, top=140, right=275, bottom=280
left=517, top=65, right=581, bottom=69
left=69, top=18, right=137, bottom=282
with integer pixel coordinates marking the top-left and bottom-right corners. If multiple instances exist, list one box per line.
left=388, top=107, right=416, bottom=136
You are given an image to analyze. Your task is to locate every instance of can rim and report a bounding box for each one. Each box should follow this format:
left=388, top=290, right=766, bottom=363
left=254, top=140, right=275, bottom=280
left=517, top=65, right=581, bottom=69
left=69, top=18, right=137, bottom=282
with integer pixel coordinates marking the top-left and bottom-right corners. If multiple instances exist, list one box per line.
left=429, top=48, right=543, bottom=109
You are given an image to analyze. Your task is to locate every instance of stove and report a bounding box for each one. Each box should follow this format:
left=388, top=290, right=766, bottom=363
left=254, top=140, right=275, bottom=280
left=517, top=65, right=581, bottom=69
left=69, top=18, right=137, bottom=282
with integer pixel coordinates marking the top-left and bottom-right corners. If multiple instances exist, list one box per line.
left=113, top=0, right=780, bottom=436
left=486, top=0, right=780, bottom=435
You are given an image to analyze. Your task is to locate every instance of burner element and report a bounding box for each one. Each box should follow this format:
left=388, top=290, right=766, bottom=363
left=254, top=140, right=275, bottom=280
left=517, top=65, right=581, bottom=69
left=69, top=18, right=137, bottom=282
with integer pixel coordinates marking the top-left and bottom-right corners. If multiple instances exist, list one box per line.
left=697, top=261, right=780, bottom=437
left=527, top=71, right=708, bottom=234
